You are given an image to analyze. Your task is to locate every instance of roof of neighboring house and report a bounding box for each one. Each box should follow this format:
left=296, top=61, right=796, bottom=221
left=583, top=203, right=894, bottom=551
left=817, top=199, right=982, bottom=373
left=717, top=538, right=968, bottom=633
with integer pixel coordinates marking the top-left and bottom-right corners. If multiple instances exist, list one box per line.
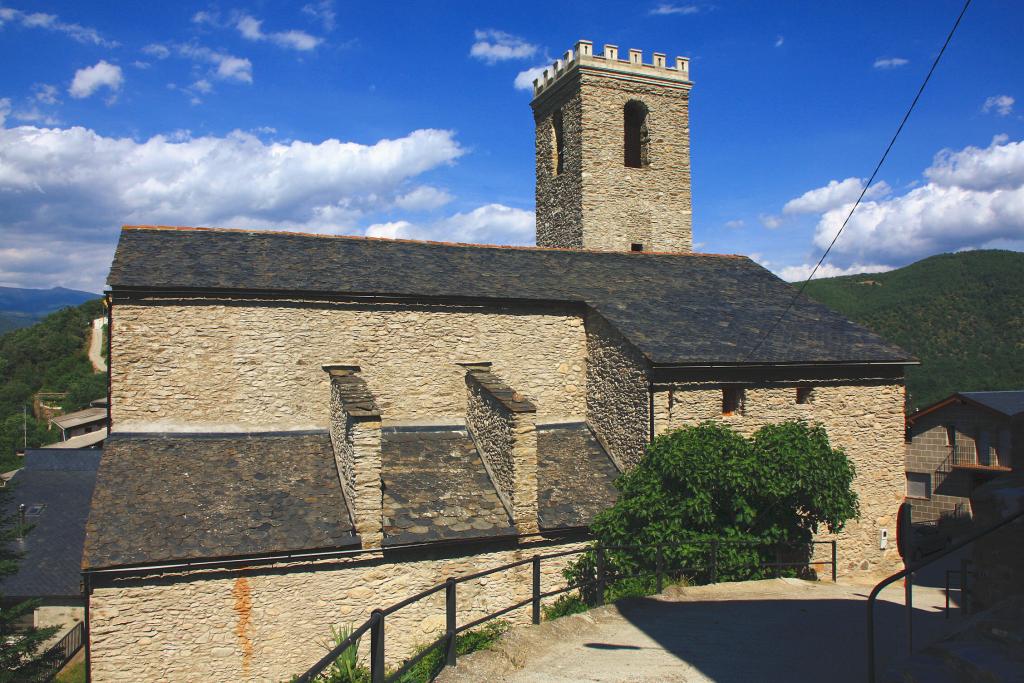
left=83, top=432, right=359, bottom=570
left=42, top=427, right=107, bottom=449
left=50, top=407, right=106, bottom=431
left=908, top=390, right=1024, bottom=424
left=107, top=226, right=913, bottom=367
left=1, top=449, right=101, bottom=599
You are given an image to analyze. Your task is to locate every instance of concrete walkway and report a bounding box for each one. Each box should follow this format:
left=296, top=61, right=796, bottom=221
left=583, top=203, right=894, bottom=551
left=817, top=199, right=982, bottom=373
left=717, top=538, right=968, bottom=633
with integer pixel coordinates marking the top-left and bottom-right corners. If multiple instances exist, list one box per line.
left=88, top=317, right=106, bottom=372
left=437, top=577, right=963, bottom=683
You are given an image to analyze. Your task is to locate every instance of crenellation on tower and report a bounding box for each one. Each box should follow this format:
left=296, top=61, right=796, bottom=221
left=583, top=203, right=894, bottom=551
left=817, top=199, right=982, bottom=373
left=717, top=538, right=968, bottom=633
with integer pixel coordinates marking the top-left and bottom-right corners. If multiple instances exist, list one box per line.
left=532, top=39, right=694, bottom=253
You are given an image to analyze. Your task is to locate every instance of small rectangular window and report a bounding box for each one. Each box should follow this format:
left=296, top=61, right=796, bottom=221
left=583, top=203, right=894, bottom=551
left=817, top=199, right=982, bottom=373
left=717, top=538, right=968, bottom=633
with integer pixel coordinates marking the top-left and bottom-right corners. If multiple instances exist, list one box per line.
left=944, top=425, right=956, bottom=447
left=630, top=243, right=644, bottom=252
left=722, top=387, right=744, bottom=416
left=795, top=387, right=814, bottom=404
left=906, top=472, right=931, bottom=499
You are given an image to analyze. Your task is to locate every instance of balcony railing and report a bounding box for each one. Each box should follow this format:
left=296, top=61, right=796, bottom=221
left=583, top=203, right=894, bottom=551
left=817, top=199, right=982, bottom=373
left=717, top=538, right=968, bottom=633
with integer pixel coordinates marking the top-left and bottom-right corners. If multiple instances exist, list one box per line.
left=950, top=443, right=1011, bottom=472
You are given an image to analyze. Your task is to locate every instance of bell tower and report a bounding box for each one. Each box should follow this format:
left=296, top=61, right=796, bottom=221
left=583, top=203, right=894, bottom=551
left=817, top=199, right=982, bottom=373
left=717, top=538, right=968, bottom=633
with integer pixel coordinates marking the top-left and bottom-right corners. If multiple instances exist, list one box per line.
left=531, top=40, right=693, bottom=252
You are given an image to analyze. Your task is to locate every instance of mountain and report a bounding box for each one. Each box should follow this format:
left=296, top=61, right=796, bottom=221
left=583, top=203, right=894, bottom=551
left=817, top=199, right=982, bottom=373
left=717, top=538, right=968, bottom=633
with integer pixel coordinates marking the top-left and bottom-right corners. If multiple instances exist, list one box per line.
left=803, top=250, right=1024, bottom=411
left=0, top=286, right=100, bottom=333
left=0, top=298, right=106, bottom=471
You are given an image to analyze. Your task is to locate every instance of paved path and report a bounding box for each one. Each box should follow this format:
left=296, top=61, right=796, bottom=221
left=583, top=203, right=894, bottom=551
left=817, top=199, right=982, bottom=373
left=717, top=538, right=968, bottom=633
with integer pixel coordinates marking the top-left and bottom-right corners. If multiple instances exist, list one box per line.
left=88, top=317, right=106, bottom=372
left=438, top=577, right=963, bottom=683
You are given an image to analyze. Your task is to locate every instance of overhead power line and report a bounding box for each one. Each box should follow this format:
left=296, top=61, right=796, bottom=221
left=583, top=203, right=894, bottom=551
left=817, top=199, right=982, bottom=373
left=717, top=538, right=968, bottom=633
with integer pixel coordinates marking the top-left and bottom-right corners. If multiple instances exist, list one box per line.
left=743, top=0, right=973, bottom=362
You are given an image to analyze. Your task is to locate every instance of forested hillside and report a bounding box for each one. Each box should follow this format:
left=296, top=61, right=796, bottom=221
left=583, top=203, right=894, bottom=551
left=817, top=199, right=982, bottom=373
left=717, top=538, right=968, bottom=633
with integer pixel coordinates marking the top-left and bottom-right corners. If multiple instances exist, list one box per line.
left=803, top=250, right=1024, bottom=410
left=0, top=286, right=99, bottom=333
left=0, top=299, right=106, bottom=471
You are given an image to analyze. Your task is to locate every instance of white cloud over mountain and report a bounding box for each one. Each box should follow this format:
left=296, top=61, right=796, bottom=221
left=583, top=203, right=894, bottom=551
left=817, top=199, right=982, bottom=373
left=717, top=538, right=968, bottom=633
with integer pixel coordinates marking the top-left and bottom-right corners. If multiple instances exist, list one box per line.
left=780, top=136, right=1024, bottom=279
left=0, top=124, right=468, bottom=290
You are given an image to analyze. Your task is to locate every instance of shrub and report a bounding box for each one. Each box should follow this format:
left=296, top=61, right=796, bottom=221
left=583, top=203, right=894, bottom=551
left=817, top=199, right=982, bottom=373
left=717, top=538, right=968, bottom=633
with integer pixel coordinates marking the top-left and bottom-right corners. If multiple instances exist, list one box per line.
left=565, top=420, right=858, bottom=599
left=392, top=620, right=509, bottom=683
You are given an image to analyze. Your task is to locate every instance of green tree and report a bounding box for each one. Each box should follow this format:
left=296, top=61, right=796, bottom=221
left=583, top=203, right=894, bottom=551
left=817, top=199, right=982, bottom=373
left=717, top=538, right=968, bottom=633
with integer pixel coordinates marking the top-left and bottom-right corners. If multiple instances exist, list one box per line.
left=566, top=420, right=859, bottom=598
left=0, top=483, right=60, bottom=681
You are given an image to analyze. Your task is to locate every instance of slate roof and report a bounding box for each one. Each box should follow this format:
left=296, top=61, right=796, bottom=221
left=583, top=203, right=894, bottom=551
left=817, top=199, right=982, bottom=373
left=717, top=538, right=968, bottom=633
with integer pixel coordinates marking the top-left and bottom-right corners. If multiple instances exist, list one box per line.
left=42, top=427, right=106, bottom=449
left=83, top=432, right=359, bottom=569
left=380, top=426, right=515, bottom=546
left=50, top=407, right=106, bottom=430
left=2, top=449, right=101, bottom=598
left=537, top=423, right=619, bottom=530
left=107, top=226, right=913, bottom=366
left=959, top=391, right=1024, bottom=418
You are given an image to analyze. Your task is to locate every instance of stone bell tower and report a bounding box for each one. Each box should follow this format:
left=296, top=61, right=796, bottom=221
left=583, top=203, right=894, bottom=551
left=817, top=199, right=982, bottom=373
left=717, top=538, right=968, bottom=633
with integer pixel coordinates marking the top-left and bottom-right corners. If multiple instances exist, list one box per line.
left=531, top=40, right=693, bottom=253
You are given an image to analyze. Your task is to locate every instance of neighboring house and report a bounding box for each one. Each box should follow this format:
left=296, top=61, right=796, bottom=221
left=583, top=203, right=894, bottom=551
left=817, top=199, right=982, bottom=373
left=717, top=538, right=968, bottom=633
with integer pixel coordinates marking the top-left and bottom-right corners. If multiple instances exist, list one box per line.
left=49, top=407, right=107, bottom=443
left=83, top=40, right=915, bottom=682
left=1, top=449, right=101, bottom=637
left=905, top=391, right=1022, bottom=522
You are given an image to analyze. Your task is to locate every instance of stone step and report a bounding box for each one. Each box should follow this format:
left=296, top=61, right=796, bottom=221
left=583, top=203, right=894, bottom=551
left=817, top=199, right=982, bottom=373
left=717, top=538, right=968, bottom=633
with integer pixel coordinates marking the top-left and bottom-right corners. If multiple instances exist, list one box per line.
left=936, top=638, right=1024, bottom=682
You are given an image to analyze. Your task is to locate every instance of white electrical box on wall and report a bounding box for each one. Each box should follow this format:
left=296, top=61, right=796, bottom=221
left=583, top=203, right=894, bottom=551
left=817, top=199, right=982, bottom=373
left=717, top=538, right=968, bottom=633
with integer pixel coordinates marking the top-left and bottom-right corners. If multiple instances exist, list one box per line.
left=880, top=528, right=888, bottom=549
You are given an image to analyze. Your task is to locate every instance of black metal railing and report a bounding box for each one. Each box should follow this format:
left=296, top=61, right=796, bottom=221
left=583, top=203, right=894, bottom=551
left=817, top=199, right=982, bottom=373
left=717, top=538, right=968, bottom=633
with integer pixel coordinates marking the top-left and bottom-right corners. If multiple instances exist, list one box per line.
left=296, top=538, right=837, bottom=683
left=943, top=558, right=975, bottom=619
left=866, top=507, right=1024, bottom=682
left=39, top=621, right=85, bottom=682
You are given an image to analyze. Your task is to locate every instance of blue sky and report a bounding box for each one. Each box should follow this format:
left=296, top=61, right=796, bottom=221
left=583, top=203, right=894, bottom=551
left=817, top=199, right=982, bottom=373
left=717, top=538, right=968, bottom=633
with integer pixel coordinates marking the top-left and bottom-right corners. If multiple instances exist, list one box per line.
left=1, top=1, right=1023, bottom=292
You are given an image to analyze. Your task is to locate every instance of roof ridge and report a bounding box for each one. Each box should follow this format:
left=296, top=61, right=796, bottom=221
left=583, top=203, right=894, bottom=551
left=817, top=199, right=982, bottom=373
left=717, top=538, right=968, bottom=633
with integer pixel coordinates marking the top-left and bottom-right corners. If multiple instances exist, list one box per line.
left=120, top=224, right=746, bottom=260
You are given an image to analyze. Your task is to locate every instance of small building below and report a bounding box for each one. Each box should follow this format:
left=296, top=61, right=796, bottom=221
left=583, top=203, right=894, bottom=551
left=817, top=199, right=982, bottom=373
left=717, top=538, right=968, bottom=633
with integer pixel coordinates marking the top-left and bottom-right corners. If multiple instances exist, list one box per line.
left=905, top=391, right=1022, bottom=522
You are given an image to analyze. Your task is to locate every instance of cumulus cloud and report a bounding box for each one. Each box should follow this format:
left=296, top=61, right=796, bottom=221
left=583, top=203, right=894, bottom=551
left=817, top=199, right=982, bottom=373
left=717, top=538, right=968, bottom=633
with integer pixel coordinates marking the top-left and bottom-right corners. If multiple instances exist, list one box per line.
left=69, top=61, right=124, bottom=99
left=873, top=57, right=909, bottom=69
left=0, top=123, right=465, bottom=289
left=0, top=98, right=10, bottom=127
left=783, top=177, right=891, bottom=215
left=724, top=219, right=745, bottom=229
left=302, top=1, right=336, bottom=31
left=0, top=7, right=116, bottom=46
left=142, top=43, right=171, bottom=59
left=365, top=204, right=535, bottom=244
left=470, top=29, right=538, bottom=64
left=799, top=136, right=1024, bottom=268
left=982, top=95, right=1014, bottom=117
left=393, top=186, right=453, bottom=212
left=774, top=35, right=784, bottom=48
left=175, top=43, right=254, bottom=83
left=514, top=64, right=548, bottom=91
left=777, top=262, right=893, bottom=282
left=759, top=214, right=783, bottom=229
left=649, top=3, right=701, bottom=15
left=32, top=83, right=59, bottom=105
left=235, top=14, right=321, bottom=51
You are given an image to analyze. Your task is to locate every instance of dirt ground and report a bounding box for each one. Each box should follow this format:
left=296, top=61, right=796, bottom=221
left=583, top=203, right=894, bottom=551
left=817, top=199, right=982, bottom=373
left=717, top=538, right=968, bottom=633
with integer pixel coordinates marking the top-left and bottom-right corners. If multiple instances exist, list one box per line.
left=436, top=575, right=963, bottom=683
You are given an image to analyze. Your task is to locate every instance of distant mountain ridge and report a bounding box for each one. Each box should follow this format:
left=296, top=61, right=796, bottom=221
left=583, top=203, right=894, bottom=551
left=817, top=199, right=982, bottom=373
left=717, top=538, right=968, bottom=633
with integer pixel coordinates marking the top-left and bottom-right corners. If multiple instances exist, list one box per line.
left=803, top=250, right=1024, bottom=410
left=0, top=286, right=100, bottom=333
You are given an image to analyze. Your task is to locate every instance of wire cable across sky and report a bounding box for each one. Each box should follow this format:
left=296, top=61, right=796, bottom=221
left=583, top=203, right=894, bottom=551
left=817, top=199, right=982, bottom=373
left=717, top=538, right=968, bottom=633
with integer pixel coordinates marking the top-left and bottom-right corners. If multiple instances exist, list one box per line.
left=743, top=0, right=973, bottom=362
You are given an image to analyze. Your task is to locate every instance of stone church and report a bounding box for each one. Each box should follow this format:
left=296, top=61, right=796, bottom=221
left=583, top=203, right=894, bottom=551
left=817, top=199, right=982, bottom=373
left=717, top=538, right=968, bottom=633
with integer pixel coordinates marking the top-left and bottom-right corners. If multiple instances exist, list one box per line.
left=83, top=40, right=912, bottom=681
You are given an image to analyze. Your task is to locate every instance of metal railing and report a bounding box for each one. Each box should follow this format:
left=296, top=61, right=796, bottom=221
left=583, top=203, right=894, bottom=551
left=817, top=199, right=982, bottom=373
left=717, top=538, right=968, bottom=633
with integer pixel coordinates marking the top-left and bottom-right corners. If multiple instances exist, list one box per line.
left=296, top=538, right=837, bottom=682
left=39, top=621, right=85, bottom=681
left=943, top=558, right=974, bottom=619
left=866, top=507, right=1024, bottom=682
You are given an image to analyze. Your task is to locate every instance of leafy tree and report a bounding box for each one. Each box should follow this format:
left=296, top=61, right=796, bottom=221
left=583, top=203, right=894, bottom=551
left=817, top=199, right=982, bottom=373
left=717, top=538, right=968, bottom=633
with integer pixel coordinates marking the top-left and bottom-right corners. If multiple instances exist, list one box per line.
left=0, top=482, right=60, bottom=680
left=565, top=420, right=859, bottom=599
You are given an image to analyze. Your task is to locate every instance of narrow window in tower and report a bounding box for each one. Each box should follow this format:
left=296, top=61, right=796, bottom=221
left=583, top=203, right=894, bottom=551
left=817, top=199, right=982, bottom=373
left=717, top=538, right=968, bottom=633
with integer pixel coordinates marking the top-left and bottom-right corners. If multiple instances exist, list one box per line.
left=552, top=109, right=565, bottom=176
left=624, top=100, right=649, bottom=168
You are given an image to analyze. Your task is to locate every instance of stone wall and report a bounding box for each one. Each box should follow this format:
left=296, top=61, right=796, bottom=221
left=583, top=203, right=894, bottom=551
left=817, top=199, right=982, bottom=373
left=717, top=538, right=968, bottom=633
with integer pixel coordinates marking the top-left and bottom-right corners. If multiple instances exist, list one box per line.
left=328, top=371, right=384, bottom=548
left=534, top=82, right=584, bottom=249
left=88, top=538, right=590, bottom=682
left=585, top=312, right=649, bottom=469
left=464, top=369, right=539, bottom=533
left=110, top=298, right=587, bottom=430
left=578, top=72, right=692, bottom=253
left=652, top=378, right=906, bottom=576
left=532, top=64, right=692, bottom=253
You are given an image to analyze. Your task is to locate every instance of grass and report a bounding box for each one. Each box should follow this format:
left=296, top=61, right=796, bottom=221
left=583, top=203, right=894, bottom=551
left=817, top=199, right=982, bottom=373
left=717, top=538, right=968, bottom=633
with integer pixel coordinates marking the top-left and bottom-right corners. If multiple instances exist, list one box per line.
left=55, top=659, right=86, bottom=683
left=308, top=620, right=510, bottom=683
